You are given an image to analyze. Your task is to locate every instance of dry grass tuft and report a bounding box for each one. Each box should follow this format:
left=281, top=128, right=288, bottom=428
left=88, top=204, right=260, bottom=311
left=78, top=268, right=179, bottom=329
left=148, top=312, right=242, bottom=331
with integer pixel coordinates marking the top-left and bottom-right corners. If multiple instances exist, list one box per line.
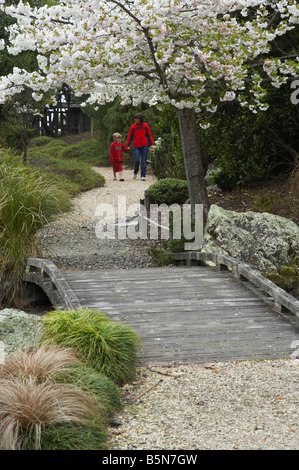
left=0, top=347, right=100, bottom=450
left=0, top=378, right=99, bottom=450
left=0, top=346, right=81, bottom=382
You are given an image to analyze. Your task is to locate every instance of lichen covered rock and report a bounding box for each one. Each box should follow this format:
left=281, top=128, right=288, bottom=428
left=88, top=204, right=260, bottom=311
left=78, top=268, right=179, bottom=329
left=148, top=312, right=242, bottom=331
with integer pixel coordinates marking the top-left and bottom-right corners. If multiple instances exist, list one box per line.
left=202, top=204, right=299, bottom=273
left=0, top=309, right=42, bottom=359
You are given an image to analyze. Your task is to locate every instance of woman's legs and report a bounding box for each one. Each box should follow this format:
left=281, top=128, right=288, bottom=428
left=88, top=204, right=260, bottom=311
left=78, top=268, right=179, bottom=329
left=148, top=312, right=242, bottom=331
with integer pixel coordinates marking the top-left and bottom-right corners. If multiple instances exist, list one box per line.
left=133, top=146, right=149, bottom=178
left=133, top=147, right=141, bottom=176
left=140, top=146, right=149, bottom=179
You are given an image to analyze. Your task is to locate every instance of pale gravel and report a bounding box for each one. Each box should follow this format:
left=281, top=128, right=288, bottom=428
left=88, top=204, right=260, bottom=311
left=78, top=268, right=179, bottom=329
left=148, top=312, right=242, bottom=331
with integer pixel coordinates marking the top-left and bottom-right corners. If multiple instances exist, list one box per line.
left=109, top=360, right=299, bottom=451
left=36, top=166, right=299, bottom=451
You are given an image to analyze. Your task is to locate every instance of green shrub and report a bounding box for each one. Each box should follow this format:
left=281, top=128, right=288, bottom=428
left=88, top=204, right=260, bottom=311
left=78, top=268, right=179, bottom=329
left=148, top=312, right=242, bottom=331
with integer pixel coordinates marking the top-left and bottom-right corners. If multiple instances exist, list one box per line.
left=197, top=89, right=296, bottom=188
left=28, top=153, right=105, bottom=196
left=147, top=215, right=195, bottom=266
left=27, top=139, right=105, bottom=196
left=59, top=144, right=86, bottom=160
left=49, top=158, right=105, bottom=192
left=60, top=140, right=102, bottom=166
left=43, top=140, right=69, bottom=157
left=147, top=178, right=189, bottom=205
left=29, top=136, right=103, bottom=165
left=150, top=134, right=185, bottom=180
left=40, top=309, right=142, bottom=385
left=36, top=171, right=83, bottom=197
left=211, top=171, right=239, bottom=191
left=147, top=244, right=174, bottom=266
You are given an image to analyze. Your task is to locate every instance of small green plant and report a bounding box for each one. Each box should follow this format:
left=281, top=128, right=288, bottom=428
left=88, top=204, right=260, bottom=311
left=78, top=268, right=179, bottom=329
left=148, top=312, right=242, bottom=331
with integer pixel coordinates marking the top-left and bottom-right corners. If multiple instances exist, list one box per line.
left=40, top=309, right=142, bottom=385
left=264, top=258, right=299, bottom=297
left=38, top=421, right=107, bottom=451
left=147, top=178, right=189, bottom=205
left=147, top=243, right=174, bottom=266
left=211, top=170, right=239, bottom=191
left=252, top=192, right=289, bottom=214
left=147, top=206, right=197, bottom=264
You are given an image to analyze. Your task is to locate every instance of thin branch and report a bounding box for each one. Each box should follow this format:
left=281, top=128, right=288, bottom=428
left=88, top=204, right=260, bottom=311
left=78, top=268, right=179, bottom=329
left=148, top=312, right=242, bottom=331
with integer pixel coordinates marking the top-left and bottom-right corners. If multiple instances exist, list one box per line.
left=146, top=367, right=180, bottom=378
left=267, top=11, right=280, bottom=30
left=108, top=0, right=168, bottom=89
left=133, top=379, right=163, bottom=401
left=263, top=123, right=299, bottom=160
left=29, top=14, right=72, bottom=25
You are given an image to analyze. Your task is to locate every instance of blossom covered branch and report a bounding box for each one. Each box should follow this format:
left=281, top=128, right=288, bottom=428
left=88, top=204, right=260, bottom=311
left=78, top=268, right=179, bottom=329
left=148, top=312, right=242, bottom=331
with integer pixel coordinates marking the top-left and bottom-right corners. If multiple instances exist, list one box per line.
left=0, top=0, right=298, bottom=113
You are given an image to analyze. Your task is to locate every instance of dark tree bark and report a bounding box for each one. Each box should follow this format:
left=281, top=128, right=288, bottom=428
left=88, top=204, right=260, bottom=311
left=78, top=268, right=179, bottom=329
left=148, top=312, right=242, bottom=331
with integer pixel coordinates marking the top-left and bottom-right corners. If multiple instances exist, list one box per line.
left=178, top=107, right=210, bottom=216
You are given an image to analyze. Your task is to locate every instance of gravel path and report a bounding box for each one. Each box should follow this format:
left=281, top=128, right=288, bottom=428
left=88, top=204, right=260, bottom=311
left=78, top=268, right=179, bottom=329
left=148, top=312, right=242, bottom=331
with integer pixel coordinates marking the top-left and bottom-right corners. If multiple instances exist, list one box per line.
left=36, top=166, right=159, bottom=271
left=36, top=166, right=299, bottom=451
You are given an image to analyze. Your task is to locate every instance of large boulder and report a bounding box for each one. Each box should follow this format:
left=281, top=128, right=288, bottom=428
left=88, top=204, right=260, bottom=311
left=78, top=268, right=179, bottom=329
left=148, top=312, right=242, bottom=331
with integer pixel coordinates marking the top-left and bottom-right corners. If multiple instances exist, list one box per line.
left=202, top=205, right=299, bottom=273
left=0, top=309, right=42, bottom=360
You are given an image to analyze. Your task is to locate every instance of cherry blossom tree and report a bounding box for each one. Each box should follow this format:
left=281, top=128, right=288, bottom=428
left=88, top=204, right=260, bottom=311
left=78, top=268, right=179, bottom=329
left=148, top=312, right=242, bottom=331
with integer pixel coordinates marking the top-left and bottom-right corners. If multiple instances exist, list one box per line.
left=0, top=0, right=298, bottom=214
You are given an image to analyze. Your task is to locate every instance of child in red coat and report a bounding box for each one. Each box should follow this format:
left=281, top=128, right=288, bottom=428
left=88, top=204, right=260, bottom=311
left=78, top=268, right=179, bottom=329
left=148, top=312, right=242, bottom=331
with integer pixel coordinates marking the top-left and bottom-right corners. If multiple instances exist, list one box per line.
left=109, top=133, right=128, bottom=181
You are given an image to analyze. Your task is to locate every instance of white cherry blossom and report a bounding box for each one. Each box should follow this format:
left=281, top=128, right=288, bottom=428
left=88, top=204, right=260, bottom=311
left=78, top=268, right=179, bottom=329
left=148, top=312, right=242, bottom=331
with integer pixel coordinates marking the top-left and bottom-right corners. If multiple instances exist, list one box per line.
left=0, top=0, right=298, bottom=112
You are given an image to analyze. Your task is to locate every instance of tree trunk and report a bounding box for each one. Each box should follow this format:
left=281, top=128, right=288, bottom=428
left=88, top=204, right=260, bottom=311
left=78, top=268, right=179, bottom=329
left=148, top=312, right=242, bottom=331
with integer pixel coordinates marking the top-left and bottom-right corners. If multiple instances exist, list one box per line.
left=22, top=143, right=27, bottom=165
left=178, top=107, right=210, bottom=216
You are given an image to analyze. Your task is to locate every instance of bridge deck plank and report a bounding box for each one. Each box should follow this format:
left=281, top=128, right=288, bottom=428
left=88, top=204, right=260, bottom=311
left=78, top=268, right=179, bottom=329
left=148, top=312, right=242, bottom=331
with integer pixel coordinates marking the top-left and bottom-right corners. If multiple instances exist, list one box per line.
left=63, top=266, right=299, bottom=365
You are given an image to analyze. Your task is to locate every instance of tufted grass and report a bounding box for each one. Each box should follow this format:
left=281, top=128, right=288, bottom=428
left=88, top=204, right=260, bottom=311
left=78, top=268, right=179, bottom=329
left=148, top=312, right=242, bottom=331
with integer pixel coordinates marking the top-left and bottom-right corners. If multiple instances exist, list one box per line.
left=38, top=421, right=107, bottom=451
left=0, top=346, right=81, bottom=382
left=0, top=150, right=71, bottom=307
left=40, top=309, right=142, bottom=385
left=53, top=364, right=123, bottom=420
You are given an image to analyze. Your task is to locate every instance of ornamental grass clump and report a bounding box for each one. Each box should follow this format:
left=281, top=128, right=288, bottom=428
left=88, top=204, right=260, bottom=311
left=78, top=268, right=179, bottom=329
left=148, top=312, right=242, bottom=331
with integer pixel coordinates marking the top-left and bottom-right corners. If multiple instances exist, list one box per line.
left=0, top=150, right=71, bottom=307
left=0, top=378, right=101, bottom=450
left=54, top=364, right=123, bottom=420
left=0, top=346, right=106, bottom=450
left=0, top=345, right=81, bottom=382
left=40, top=308, right=142, bottom=385
left=38, top=421, right=107, bottom=451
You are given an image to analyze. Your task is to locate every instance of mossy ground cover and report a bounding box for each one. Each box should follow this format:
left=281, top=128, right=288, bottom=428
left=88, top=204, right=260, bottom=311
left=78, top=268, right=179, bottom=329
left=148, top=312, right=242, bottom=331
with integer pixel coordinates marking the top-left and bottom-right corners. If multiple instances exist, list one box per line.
left=27, top=136, right=105, bottom=196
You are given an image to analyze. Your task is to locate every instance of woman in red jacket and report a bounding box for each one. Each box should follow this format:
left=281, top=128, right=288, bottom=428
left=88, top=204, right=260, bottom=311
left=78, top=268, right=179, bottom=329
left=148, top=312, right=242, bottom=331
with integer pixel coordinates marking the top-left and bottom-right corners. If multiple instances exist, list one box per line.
left=126, top=113, right=154, bottom=181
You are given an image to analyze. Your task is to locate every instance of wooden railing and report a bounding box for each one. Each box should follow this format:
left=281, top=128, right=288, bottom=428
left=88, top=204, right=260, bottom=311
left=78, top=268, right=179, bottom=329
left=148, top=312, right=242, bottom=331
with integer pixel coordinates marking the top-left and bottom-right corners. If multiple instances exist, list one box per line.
left=24, top=258, right=81, bottom=309
left=171, top=251, right=299, bottom=319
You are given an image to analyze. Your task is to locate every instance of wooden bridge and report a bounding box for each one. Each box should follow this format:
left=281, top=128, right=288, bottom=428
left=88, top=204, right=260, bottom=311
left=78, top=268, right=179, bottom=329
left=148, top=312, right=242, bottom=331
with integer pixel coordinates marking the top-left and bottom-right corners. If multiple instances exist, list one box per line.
left=25, top=252, right=299, bottom=365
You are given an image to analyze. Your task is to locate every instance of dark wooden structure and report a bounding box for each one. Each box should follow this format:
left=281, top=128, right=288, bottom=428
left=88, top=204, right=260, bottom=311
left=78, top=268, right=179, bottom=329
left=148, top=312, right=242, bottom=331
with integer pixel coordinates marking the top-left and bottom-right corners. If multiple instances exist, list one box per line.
left=38, top=85, right=91, bottom=137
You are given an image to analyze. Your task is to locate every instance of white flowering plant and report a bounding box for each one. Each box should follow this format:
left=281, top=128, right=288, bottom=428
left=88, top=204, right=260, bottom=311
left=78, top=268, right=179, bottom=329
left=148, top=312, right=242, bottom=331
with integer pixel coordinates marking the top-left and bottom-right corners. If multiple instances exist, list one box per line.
left=0, top=0, right=298, bottom=212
